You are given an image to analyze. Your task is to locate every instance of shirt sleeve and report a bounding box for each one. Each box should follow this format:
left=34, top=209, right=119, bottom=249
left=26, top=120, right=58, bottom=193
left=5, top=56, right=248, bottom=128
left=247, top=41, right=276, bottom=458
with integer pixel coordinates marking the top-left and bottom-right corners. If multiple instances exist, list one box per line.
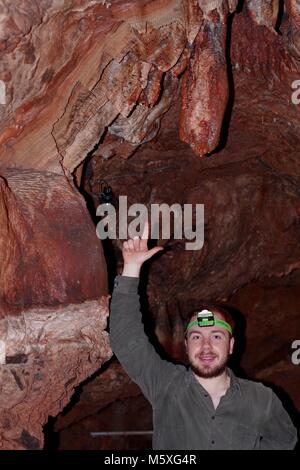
left=109, top=275, right=182, bottom=406
left=260, top=390, right=298, bottom=449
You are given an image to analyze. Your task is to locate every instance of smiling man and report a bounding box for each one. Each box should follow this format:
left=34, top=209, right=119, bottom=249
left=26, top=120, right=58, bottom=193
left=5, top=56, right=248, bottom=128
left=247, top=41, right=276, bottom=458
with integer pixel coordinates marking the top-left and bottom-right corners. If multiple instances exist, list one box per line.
left=109, top=223, right=298, bottom=450
left=184, top=308, right=235, bottom=410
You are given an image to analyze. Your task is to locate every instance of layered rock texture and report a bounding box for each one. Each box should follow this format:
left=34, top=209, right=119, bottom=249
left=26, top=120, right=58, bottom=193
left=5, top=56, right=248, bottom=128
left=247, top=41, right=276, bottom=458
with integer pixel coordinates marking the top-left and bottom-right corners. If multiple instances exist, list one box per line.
left=0, top=0, right=299, bottom=449
left=0, top=168, right=110, bottom=448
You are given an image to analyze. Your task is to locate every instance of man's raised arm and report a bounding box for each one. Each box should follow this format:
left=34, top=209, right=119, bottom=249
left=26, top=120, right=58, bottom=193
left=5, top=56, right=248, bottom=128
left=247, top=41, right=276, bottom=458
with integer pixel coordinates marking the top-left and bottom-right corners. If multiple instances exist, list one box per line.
left=109, top=222, right=183, bottom=405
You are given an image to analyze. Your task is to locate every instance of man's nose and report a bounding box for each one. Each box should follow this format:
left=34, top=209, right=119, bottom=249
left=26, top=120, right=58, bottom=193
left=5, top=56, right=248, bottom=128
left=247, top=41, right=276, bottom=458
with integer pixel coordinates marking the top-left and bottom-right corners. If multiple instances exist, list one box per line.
left=201, top=336, right=212, bottom=348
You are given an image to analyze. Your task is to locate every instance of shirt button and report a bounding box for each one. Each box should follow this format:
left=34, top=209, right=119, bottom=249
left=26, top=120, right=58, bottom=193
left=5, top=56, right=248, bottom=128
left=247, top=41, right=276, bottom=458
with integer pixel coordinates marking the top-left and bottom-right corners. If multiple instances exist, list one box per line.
left=211, top=440, right=215, bottom=444
left=204, top=394, right=208, bottom=397
left=211, top=416, right=215, bottom=420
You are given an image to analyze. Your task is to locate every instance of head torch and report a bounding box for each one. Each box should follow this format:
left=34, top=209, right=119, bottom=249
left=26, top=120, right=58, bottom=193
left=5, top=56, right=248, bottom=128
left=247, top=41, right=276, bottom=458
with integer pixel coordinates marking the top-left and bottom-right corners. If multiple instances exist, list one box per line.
left=186, top=309, right=232, bottom=335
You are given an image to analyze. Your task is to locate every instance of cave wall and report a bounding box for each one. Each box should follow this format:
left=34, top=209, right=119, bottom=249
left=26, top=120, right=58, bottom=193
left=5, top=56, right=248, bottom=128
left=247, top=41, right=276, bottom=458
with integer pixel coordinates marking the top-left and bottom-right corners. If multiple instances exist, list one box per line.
left=0, top=0, right=113, bottom=449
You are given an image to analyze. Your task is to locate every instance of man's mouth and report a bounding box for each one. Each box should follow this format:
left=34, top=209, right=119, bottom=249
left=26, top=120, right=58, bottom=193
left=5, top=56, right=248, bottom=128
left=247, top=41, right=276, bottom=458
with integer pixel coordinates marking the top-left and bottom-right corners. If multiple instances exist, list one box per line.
left=198, top=354, right=217, bottom=364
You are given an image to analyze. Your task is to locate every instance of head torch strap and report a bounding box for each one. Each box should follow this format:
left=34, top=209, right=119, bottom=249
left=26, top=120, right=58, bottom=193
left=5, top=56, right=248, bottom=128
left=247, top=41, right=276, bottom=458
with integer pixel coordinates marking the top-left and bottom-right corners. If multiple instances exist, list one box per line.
left=186, top=318, right=232, bottom=335
left=214, top=319, right=232, bottom=335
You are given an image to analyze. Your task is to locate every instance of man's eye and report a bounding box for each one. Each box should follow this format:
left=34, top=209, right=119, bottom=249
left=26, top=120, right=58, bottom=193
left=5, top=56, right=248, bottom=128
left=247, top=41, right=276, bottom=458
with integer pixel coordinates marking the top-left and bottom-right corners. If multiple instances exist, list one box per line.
left=213, top=335, right=222, bottom=340
left=192, top=335, right=200, bottom=340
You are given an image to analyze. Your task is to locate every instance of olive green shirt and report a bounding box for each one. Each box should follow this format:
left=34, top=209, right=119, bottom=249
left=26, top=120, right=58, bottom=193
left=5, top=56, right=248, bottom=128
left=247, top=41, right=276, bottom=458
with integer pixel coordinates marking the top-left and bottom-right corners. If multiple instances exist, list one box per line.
left=109, top=275, right=298, bottom=450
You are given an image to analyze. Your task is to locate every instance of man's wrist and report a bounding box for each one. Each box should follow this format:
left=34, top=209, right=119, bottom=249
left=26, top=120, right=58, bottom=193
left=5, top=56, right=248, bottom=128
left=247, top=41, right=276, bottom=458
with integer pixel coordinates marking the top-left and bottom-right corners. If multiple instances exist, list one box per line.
left=122, top=263, right=141, bottom=277
left=113, top=274, right=139, bottom=293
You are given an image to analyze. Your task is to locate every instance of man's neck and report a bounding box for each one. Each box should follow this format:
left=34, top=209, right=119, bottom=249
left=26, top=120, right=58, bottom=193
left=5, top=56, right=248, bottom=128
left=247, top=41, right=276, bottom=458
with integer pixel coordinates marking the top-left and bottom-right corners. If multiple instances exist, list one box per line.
left=193, top=371, right=231, bottom=410
left=194, top=370, right=231, bottom=396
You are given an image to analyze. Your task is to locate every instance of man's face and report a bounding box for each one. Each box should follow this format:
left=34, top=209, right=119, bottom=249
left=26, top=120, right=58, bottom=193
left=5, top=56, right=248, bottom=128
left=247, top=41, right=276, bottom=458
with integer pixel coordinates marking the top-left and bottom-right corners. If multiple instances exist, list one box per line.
left=184, top=312, right=234, bottom=379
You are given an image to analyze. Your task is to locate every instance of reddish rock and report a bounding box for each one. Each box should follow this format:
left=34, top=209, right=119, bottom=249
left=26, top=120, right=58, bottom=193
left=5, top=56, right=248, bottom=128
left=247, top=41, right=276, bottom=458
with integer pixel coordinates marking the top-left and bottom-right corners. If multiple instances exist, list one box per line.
left=229, top=272, right=300, bottom=416
left=0, top=163, right=109, bottom=448
left=0, top=0, right=198, bottom=173
left=179, top=16, right=229, bottom=156
left=0, top=297, right=112, bottom=449
left=0, top=169, right=107, bottom=317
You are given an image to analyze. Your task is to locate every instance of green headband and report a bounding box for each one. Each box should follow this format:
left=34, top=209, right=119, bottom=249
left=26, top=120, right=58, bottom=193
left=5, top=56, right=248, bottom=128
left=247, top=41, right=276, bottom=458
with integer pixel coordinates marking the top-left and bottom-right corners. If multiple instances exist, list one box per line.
left=186, top=309, right=233, bottom=335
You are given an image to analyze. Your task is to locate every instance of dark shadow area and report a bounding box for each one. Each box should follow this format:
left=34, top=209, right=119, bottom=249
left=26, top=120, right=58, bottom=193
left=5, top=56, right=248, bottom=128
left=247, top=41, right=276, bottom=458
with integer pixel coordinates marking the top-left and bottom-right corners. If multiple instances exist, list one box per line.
left=43, top=417, right=59, bottom=451
left=78, top=156, right=119, bottom=292
left=102, top=239, right=119, bottom=293
left=275, top=0, right=285, bottom=35
left=43, top=357, right=115, bottom=450
left=77, top=156, right=99, bottom=225
left=138, top=247, right=175, bottom=363
left=219, top=304, right=248, bottom=378
left=236, top=0, right=245, bottom=14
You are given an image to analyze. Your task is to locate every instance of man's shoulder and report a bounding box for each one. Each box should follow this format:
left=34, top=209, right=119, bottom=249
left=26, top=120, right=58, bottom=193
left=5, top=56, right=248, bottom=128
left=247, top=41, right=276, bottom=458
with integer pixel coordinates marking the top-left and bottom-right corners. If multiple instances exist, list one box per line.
left=152, top=362, right=187, bottom=398
left=237, top=376, right=274, bottom=400
left=164, top=362, right=188, bottom=384
left=171, top=363, right=188, bottom=376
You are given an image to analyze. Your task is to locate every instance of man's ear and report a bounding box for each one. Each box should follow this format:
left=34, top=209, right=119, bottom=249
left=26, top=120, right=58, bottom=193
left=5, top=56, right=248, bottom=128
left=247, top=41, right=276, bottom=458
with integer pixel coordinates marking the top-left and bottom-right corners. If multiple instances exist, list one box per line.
left=229, top=336, right=235, bottom=355
left=184, top=338, right=188, bottom=353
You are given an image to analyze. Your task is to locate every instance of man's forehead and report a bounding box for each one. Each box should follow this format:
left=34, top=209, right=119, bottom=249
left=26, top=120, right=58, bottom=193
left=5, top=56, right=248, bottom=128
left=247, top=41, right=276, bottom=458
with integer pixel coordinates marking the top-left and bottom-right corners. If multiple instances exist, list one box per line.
left=187, top=325, right=226, bottom=335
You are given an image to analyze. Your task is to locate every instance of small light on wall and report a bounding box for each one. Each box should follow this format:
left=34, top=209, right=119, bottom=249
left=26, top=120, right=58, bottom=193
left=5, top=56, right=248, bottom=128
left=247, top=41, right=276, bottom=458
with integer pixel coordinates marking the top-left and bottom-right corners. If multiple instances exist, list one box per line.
left=95, top=180, right=118, bottom=240
left=98, top=179, right=117, bottom=208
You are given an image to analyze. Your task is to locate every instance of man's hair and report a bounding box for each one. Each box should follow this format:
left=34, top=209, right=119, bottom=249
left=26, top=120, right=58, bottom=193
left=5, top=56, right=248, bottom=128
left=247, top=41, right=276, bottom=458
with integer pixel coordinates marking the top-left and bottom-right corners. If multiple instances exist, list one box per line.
left=185, top=304, right=235, bottom=337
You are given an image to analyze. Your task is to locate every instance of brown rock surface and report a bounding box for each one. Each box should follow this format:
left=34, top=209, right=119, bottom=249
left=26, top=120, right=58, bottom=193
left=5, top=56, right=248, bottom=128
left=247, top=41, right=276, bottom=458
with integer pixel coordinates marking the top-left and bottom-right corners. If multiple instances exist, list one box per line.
left=55, top=360, right=142, bottom=433
left=0, top=297, right=111, bottom=449
left=0, top=167, right=109, bottom=448
left=179, top=12, right=229, bottom=155
left=54, top=359, right=153, bottom=450
left=59, top=394, right=152, bottom=450
left=0, top=169, right=107, bottom=317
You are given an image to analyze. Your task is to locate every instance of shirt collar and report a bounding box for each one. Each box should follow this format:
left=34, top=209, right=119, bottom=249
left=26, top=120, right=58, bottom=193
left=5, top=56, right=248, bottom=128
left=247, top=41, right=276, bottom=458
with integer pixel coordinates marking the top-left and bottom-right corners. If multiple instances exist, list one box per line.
left=226, top=367, right=242, bottom=396
left=186, top=366, right=242, bottom=396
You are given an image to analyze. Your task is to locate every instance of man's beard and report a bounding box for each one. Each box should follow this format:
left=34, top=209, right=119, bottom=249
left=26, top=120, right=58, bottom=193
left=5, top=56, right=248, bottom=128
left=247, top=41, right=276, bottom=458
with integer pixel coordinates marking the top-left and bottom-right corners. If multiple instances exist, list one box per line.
left=190, top=353, right=229, bottom=379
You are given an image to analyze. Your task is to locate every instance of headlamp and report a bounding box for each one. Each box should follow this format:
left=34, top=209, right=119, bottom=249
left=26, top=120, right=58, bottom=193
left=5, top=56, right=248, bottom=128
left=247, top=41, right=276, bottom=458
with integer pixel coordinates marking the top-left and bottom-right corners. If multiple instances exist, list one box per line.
left=186, top=309, right=232, bottom=335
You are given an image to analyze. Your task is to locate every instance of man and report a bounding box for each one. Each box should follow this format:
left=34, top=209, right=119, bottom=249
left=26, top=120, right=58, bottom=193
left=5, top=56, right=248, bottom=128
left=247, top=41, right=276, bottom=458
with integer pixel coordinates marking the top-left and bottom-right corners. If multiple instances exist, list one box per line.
left=109, top=223, right=298, bottom=450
